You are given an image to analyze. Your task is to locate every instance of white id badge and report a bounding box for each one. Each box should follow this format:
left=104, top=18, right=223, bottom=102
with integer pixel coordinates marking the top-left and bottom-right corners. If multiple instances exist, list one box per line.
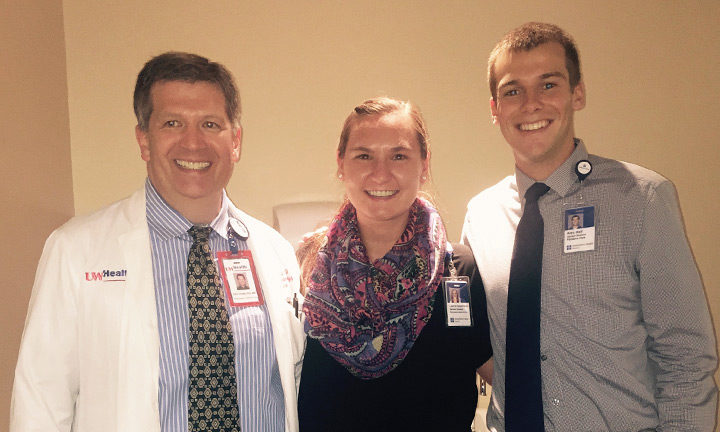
left=564, top=206, right=596, bottom=253
left=443, top=276, right=473, bottom=327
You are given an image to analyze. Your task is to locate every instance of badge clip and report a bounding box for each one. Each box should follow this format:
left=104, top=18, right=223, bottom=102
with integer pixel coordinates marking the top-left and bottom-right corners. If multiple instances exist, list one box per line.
left=227, top=219, right=249, bottom=255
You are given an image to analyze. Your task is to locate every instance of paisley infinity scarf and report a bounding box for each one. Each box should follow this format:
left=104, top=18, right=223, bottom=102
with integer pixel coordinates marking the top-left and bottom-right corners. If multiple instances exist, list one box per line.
left=303, top=198, right=447, bottom=379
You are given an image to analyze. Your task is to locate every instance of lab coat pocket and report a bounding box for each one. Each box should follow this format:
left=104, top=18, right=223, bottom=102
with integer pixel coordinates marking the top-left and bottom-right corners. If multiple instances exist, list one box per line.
left=284, top=301, right=306, bottom=363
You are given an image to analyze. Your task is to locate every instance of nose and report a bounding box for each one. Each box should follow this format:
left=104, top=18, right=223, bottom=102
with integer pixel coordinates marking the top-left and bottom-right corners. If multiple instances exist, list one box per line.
left=180, top=124, right=206, bottom=150
left=369, top=158, right=391, bottom=183
left=521, top=88, right=543, bottom=113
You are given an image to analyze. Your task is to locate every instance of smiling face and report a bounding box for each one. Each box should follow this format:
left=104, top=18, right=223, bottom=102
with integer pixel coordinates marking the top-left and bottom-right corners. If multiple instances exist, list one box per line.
left=571, top=215, right=580, bottom=228
left=337, top=112, right=429, bottom=233
left=491, top=42, right=585, bottom=180
left=136, top=80, right=241, bottom=223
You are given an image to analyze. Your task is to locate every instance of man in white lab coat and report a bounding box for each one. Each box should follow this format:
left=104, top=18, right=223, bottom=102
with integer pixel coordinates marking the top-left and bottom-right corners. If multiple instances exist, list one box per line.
left=11, top=52, right=305, bottom=432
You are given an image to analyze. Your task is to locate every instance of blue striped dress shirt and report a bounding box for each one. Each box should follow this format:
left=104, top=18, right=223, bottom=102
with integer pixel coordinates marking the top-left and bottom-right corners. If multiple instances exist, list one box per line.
left=145, top=180, right=285, bottom=431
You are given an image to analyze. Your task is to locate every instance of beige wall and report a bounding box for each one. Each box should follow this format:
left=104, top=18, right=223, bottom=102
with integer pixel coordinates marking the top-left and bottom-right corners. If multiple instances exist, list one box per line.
left=4, top=0, right=719, bottom=429
left=1, top=0, right=75, bottom=429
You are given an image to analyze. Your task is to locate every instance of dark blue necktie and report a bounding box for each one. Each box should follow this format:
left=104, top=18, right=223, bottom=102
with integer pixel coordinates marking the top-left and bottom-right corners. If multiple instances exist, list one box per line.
left=505, top=182, right=550, bottom=432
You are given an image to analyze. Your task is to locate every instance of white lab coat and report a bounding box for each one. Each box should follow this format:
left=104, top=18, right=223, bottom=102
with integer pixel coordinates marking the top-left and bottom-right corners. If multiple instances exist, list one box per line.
left=11, top=189, right=305, bottom=432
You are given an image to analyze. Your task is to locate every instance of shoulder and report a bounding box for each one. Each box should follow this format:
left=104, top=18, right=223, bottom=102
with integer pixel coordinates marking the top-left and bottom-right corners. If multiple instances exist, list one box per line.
left=590, top=154, right=673, bottom=194
left=464, top=176, right=518, bottom=235
left=50, top=189, right=144, bottom=243
left=449, top=243, right=482, bottom=287
left=34, top=190, right=146, bottom=278
left=230, top=204, right=284, bottom=241
left=228, top=202, right=296, bottom=257
left=466, top=175, right=516, bottom=211
left=449, top=243, right=474, bottom=269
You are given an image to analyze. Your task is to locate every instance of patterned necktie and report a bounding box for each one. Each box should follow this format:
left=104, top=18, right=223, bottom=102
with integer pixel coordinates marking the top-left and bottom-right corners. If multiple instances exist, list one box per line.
left=187, top=226, right=241, bottom=432
left=505, top=182, right=550, bottom=432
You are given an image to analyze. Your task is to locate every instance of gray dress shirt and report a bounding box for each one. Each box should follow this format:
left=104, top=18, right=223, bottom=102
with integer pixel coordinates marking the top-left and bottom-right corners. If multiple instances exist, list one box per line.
left=462, top=140, right=717, bottom=431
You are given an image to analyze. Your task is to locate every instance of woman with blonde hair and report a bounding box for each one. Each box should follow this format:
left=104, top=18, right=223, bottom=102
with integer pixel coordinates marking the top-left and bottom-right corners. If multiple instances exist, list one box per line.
left=298, top=97, right=492, bottom=431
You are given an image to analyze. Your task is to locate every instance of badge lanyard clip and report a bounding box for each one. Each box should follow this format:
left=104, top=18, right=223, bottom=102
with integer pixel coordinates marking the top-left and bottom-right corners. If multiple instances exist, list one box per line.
left=448, top=253, right=458, bottom=278
left=227, top=219, right=249, bottom=255
left=574, top=159, right=592, bottom=203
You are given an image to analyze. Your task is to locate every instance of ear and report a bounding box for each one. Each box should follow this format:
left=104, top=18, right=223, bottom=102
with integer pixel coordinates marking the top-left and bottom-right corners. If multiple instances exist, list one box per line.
left=420, top=150, right=431, bottom=184
left=489, top=97, right=498, bottom=124
left=572, top=81, right=586, bottom=111
left=232, top=126, right=243, bottom=162
left=135, top=125, right=151, bottom=162
left=336, top=150, right=345, bottom=180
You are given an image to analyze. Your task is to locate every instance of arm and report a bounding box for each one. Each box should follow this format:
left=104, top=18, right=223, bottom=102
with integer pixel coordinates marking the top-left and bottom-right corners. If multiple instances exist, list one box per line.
left=637, top=181, right=717, bottom=431
left=477, top=358, right=494, bottom=385
left=452, top=243, right=494, bottom=373
left=11, top=231, right=79, bottom=432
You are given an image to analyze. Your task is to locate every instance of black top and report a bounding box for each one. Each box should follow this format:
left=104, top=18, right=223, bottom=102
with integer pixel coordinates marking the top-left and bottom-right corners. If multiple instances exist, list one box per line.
left=298, top=243, right=492, bottom=432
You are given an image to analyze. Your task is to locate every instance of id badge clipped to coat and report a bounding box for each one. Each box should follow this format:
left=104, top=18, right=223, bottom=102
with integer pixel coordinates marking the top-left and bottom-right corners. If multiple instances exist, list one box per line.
left=215, top=219, right=264, bottom=307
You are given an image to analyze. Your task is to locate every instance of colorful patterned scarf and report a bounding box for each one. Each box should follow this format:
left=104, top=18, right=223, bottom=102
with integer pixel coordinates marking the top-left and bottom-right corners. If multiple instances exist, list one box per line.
left=303, top=198, right=447, bottom=379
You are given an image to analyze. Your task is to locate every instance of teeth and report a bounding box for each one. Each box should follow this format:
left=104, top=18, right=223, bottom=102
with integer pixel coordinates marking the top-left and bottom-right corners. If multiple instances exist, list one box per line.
left=176, top=160, right=210, bottom=170
left=367, top=190, right=397, bottom=197
left=520, top=120, right=550, bottom=131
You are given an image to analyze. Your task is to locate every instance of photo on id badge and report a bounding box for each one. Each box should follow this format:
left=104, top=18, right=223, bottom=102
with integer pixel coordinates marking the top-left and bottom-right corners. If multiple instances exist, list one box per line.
left=234, top=272, right=251, bottom=291
left=564, top=206, right=595, bottom=253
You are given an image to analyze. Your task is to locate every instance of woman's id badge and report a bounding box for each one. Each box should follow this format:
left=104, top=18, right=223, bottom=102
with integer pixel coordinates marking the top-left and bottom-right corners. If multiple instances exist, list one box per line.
left=443, top=276, right=473, bottom=327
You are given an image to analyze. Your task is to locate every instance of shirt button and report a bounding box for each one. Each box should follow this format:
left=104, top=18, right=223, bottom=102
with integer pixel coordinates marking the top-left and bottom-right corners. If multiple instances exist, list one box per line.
left=552, top=398, right=560, bottom=406
left=540, top=354, right=548, bottom=361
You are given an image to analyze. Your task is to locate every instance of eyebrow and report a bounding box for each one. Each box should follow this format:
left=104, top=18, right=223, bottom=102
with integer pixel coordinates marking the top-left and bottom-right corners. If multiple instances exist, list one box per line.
left=540, top=71, right=567, bottom=80
left=154, top=110, right=226, bottom=119
left=498, top=71, right=568, bottom=91
left=347, top=144, right=413, bottom=152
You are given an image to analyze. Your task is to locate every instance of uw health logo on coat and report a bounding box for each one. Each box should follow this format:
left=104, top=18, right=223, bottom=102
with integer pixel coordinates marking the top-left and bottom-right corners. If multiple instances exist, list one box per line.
left=84, top=269, right=128, bottom=282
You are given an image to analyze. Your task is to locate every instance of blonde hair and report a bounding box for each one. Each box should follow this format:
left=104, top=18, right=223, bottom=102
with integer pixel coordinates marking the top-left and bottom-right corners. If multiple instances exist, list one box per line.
left=337, top=96, right=430, bottom=160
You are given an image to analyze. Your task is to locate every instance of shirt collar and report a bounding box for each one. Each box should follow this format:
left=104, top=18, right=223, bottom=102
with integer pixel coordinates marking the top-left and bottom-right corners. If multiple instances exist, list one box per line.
left=145, top=178, right=231, bottom=241
left=515, top=138, right=589, bottom=201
